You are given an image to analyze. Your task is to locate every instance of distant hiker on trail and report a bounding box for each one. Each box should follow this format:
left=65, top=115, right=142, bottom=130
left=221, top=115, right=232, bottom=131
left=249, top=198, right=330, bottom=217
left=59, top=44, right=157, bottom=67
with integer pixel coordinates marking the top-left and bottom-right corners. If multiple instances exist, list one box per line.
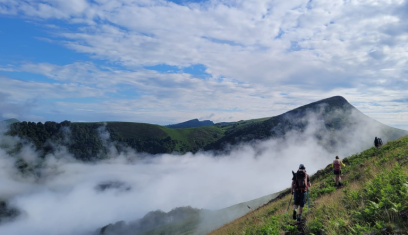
left=333, top=156, right=346, bottom=187
left=374, top=137, right=379, bottom=148
left=374, top=137, right=383, bottom=148
left=291, top=164, right=311, bottom=222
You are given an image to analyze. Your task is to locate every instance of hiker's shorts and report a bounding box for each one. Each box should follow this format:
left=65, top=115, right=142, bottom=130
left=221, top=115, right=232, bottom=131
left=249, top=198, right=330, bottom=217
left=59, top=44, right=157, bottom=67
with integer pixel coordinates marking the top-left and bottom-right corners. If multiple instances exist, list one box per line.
left=294, top=190, right=307, bottom=207
left=334, top=170, right=341, bottom=175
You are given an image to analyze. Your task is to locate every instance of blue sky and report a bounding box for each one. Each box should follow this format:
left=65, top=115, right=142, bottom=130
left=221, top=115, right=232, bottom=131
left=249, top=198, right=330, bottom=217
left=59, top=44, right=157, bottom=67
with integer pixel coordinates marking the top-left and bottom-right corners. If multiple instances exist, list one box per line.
left=0, top=0, right=408, bottom=129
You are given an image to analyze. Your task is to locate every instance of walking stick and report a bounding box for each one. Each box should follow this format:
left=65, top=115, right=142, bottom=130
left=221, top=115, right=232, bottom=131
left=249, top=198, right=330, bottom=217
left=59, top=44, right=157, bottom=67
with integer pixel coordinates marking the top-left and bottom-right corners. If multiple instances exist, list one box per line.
left=285, top=192, right=293, bottom=215
left=307, top=188, right=310, bottom=209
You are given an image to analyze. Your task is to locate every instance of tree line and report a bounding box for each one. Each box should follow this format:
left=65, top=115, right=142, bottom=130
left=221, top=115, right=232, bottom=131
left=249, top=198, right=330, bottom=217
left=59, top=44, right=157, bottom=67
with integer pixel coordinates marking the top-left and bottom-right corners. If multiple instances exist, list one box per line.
left=6, top=121, right=179, bottom=161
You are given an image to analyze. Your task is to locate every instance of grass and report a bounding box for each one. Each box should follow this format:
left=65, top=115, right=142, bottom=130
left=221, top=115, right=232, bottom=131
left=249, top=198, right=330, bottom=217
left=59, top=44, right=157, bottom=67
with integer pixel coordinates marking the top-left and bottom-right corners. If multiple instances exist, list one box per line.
left=209, top=135, right=408, bottom=235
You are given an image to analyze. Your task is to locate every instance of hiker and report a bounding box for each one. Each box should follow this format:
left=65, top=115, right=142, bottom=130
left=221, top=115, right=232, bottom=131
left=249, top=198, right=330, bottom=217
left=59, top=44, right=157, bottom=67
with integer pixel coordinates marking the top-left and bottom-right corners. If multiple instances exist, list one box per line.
left=291, top=164, right=311, bottom=222
left=378, top=138, right=383, bottom=147
left=333, top=156, right=346, bottom=187
left=374, top=137, right=379, bottom=148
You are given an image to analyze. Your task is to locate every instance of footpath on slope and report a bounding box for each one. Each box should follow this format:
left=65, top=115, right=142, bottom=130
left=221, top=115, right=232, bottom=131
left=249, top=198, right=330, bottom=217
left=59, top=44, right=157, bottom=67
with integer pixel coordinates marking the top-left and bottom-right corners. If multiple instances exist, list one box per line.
left=209, top=135, right=408, bottom=235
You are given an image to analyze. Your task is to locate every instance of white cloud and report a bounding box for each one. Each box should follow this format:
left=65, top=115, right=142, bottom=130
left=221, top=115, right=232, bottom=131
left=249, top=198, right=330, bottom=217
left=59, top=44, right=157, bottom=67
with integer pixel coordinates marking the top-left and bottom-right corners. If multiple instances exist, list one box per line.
left=0, top=75, right=104, bottom=101
left=2, top=61, right=408, bottom=128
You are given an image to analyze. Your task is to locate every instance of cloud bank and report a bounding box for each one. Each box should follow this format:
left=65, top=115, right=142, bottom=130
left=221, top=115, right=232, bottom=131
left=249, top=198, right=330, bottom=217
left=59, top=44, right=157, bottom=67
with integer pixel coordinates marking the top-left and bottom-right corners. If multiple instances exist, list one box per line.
left=0, top=106, right=402, bottom=235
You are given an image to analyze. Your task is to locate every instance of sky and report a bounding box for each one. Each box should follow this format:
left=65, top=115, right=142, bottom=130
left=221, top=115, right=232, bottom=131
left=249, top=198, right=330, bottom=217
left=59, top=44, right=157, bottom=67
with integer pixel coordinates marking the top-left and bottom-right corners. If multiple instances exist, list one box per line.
left=0, top=0, right=407, bottom=129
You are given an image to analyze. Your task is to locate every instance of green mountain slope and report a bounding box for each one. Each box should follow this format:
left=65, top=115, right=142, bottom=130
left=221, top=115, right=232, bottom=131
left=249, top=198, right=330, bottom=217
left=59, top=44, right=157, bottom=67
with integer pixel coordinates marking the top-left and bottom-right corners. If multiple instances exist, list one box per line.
left=4, top=121, right=224, bottom=159
left=205, top=96, right=406, bottom=152
left=210, top=135, right=408, bottom=235
left=3, top=96, right=407, bottom=160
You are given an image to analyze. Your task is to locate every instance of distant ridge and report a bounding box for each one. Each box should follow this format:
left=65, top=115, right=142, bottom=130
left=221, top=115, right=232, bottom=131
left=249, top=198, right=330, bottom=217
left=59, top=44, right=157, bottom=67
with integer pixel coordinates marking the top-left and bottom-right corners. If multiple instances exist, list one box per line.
left=166, top=119, right=214, bottom=129
left=0, top=118, right=20, bottom=126
left=4, top=96, right=407, bottom=157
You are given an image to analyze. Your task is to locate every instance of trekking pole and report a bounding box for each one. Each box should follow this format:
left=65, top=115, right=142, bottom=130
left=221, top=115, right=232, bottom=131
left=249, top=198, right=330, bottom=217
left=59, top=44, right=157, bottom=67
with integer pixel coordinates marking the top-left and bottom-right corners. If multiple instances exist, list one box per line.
left=285, top=192, right=293, bottom=216
left=307, top=189, right=310, bottom=209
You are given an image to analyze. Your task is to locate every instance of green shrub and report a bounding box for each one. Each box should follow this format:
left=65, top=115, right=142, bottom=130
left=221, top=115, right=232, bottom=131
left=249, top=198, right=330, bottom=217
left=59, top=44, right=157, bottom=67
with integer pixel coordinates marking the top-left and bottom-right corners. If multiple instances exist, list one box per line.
left=306, top=218, right=324, bottom=235
left=344, top=164, right=408, bottom=231
left=282, top=223, right=297, bottom=235
left=311, top=185, right=336, bottom=199
left=244, top=216, right=280, bottom=235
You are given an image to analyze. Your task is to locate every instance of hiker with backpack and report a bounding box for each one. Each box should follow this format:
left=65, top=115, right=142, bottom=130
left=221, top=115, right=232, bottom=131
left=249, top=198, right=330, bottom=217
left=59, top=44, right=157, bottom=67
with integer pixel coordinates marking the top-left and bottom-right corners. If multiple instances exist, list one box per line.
left=291, top=164, right=311, bottom=222
left=374, top=137, right=384, bottom=148
left=333, top=156, right=346, bottom=187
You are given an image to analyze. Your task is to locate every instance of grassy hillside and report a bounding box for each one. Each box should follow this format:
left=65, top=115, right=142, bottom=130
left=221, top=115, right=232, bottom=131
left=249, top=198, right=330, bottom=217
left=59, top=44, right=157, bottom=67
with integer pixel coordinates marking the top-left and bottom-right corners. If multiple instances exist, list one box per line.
left=209, top=135, right=408, bottom=235
left=105, top=122, right=224, bottom=153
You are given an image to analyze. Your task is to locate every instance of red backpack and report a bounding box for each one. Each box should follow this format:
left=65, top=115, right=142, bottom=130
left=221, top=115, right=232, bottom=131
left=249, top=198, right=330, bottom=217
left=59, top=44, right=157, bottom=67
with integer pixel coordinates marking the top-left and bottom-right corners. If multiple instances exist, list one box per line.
left=334, top=160, right=341, bottom=171
left=294, top=170, right=308, bottom=192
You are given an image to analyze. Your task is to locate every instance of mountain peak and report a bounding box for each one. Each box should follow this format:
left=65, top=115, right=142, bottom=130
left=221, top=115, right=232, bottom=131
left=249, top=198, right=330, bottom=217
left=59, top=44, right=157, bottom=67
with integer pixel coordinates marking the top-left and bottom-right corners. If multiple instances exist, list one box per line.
left=314, top=95, right=349, bottom=106
left=299, top=96, right=350, bottom=109
left=166, top=119, right=214, bottom=129
left=280, top=96, right=352, bottom=118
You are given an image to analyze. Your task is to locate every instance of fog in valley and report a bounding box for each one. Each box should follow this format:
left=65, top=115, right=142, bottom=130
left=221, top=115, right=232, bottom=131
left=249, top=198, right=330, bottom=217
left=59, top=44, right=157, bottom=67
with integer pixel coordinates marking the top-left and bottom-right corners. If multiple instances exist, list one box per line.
left=0, top=108, right=402, bottom=235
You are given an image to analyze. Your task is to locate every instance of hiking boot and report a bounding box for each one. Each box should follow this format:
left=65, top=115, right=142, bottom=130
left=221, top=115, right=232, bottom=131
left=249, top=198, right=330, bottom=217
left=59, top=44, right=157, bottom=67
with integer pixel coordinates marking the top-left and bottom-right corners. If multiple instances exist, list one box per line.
left=297, top=214, right=301, bottom=222
left=292, top=210, right=297, bottom=220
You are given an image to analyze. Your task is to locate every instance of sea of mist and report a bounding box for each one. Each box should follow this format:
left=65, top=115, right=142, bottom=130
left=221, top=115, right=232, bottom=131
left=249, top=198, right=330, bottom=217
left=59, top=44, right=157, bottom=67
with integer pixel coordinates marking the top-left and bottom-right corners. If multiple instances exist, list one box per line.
left=0, top=108, right=400, bottom=235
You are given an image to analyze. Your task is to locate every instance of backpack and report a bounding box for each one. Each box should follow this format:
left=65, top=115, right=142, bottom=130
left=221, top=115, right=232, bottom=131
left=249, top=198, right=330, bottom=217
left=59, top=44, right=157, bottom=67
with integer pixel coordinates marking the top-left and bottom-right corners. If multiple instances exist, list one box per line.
left=333, top=160, right=341, bottom=170
left=294, top=170, right=308, bottom=192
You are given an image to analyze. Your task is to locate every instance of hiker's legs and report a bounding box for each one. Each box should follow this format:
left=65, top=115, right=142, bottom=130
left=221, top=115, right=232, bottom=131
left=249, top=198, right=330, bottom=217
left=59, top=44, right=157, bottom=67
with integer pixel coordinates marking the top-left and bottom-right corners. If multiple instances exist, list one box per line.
left=293, top=191, right=300, bottom=211
left=293, top=204, right=298, bottom=220
left=296, top=191, right=306, bottom=221
left=336, top=170, right=342, bottom=185
left=293, top=191, right=301, bottom=220
left=334, top=170, right=341, bottom=185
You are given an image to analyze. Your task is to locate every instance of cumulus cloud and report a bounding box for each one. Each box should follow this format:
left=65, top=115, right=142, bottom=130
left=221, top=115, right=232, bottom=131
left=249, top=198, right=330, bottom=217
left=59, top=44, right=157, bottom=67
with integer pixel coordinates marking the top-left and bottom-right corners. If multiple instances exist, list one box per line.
left=1, top=61, right=408, bottom=128
left=0, top=91, right=43, bottom=121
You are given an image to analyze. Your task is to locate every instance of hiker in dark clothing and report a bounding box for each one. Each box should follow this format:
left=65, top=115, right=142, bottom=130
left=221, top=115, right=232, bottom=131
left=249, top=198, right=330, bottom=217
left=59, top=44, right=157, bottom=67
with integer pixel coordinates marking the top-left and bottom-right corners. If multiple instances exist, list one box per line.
left=333, top=156, right=346, bottom=187
left=374, top=137, right=379, bottom=148
left=291, top=164, right=311, bottom=222
left=378, top=138, right=383, bottom=147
